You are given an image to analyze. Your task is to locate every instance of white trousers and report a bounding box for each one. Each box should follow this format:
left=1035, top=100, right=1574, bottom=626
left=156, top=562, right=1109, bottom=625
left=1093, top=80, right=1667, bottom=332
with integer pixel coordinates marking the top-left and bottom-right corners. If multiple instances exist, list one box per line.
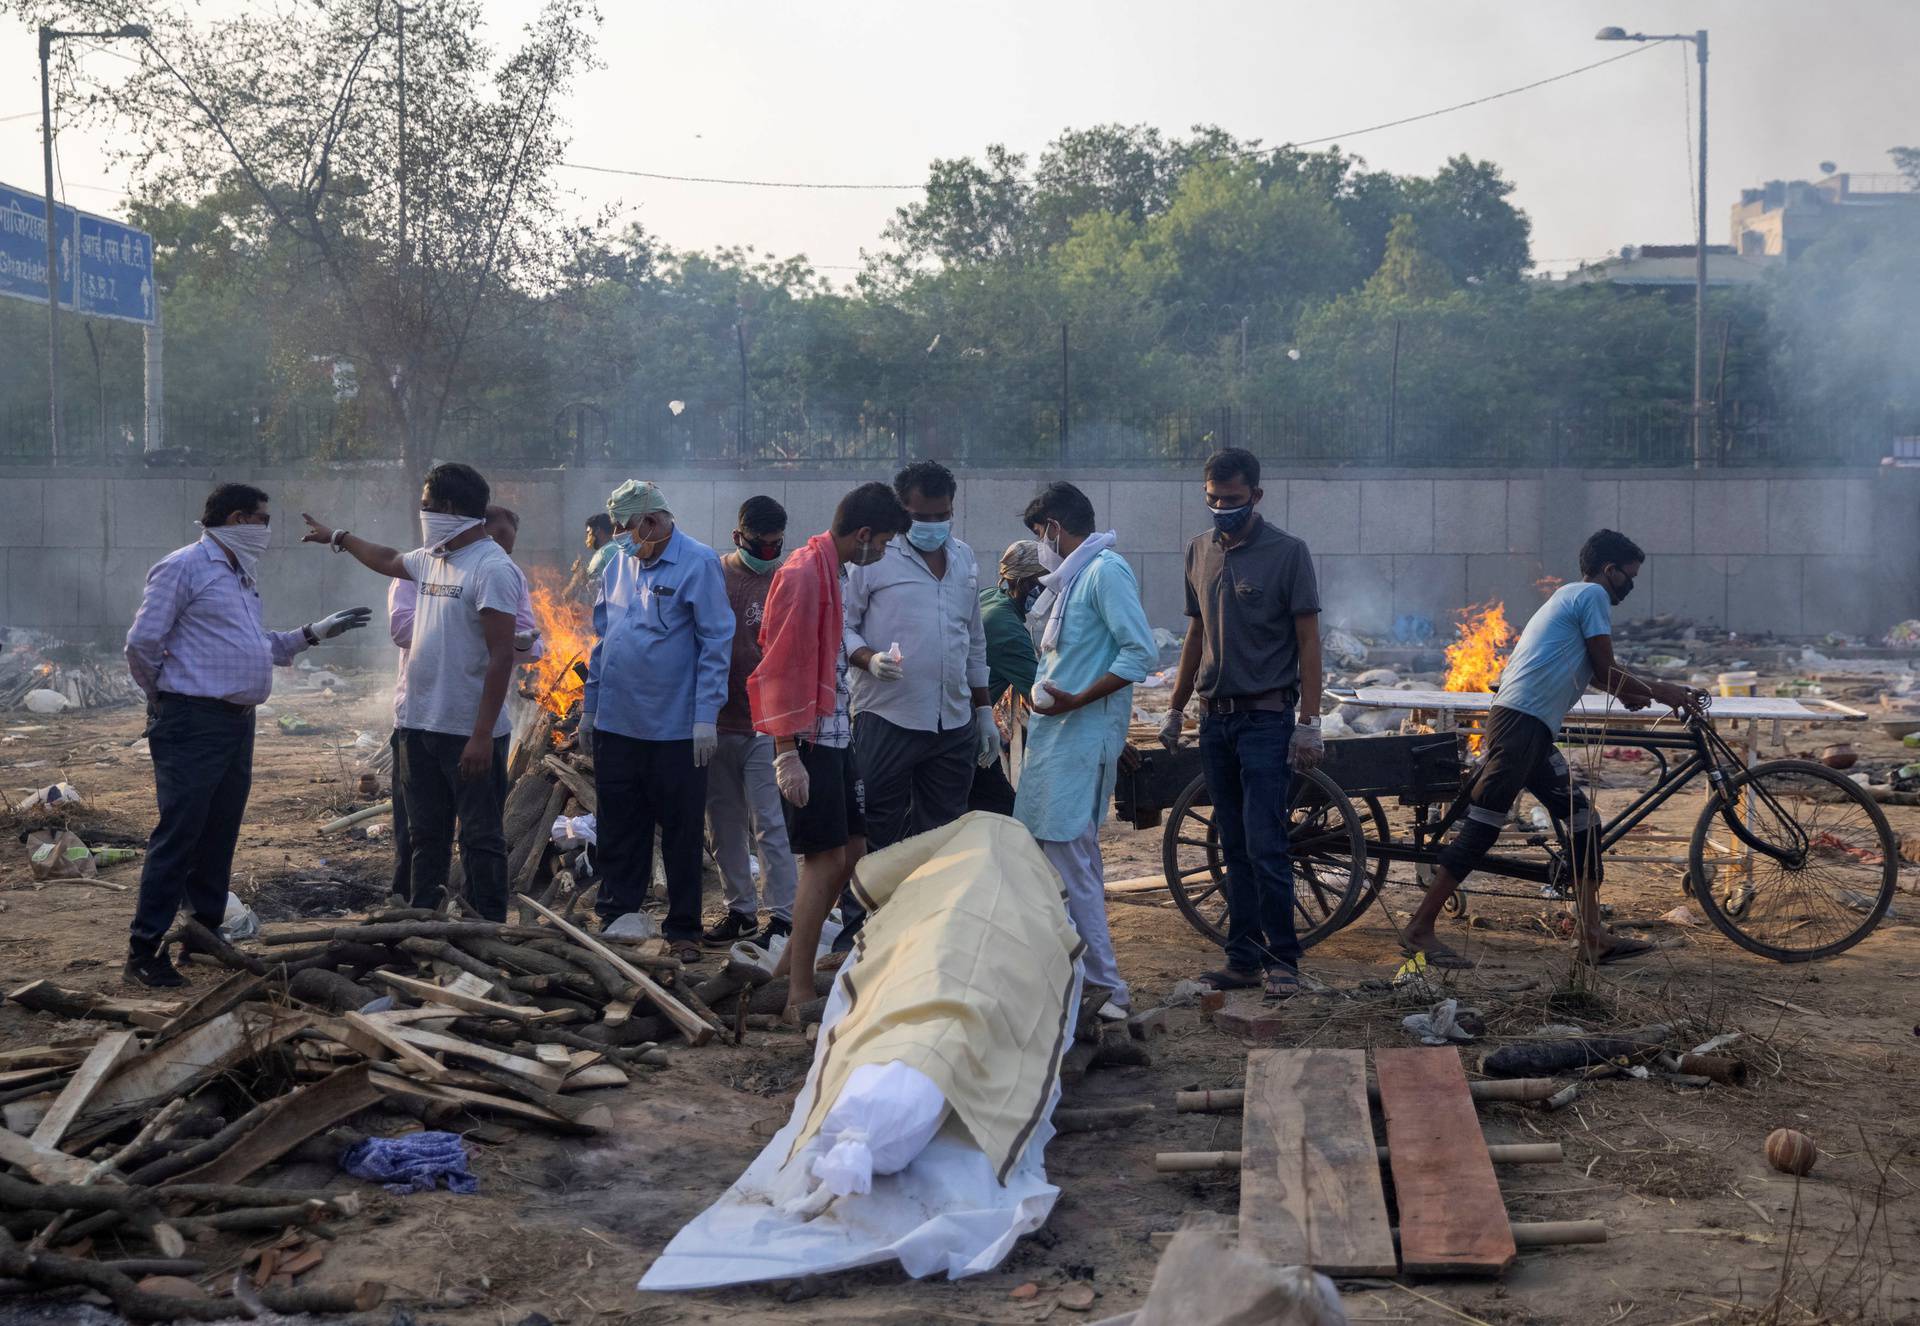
left=1041, top=822, right=1128, bottom=1010
left=706, top=731, right=798, bottom=922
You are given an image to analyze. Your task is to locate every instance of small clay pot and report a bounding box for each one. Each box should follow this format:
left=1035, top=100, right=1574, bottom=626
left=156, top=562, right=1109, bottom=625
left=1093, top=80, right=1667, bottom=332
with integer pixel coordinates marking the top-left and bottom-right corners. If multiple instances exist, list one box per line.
left=357, top=773, right=381, bottom=799
left=1820, top=743, right=1857, bottom=770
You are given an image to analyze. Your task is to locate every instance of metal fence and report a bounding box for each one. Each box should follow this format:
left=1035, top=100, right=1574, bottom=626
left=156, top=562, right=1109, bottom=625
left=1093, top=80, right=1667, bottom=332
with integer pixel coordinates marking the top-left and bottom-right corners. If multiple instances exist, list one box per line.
left=0, top=394, right=1898, bottom=469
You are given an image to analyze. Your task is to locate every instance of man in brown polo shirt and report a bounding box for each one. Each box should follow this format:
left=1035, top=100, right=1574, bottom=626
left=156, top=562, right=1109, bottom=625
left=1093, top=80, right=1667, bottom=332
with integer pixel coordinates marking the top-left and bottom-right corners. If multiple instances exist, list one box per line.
left=1162, top=447, right=1324, bottom=1000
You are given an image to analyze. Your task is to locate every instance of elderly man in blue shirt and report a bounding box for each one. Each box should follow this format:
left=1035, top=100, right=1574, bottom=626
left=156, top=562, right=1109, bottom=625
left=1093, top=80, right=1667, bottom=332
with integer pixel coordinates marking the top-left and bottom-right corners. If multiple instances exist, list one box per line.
left=579, top=481, right=734, bottom=959
left=123, top=482, right=370, bottom=986
left=1013, top=482, right=1156, bottom=1019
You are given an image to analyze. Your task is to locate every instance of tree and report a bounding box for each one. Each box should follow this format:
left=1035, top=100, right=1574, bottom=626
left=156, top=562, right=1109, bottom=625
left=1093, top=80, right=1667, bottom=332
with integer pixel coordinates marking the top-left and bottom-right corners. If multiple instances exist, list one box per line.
left=10, top=0, right=601, bottom=474
left=1364, top=214, right=1454, bottom=301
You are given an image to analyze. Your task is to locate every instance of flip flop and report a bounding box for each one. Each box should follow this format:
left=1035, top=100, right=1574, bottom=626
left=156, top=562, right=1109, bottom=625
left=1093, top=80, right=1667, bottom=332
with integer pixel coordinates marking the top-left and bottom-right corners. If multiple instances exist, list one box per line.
left=1195, top=967, right=1262, bottom=992
left=1589, top=937, right=1657, bottom=965
left=1398, top=940, right=1476, bottom=970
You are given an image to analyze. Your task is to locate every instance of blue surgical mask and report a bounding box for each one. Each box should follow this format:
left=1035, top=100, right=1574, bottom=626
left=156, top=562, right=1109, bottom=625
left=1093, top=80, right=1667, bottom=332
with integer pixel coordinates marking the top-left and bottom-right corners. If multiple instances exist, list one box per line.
left=907, top=520, right=951, bottom=552
left=1210, top=504, right=1252, bottom=537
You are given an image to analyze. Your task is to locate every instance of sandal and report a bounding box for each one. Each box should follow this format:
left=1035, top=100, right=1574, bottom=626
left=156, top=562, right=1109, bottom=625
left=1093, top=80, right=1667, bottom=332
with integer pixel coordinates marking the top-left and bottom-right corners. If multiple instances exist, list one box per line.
left=1587, top=937, right=1657, bottom=965
left=1194, top=967, right=1262, bottom=992
left=1262, top=968, right=1302, bottom=1001
left=670, top=940, right=703, bottom=964
left=1398, top=939, right=1476, bottom=970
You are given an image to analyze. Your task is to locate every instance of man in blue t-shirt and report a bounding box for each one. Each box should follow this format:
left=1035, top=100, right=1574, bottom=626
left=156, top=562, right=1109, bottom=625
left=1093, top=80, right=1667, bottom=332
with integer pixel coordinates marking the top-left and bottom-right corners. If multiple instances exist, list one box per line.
left=1401, top=529, right=1701, bottom=969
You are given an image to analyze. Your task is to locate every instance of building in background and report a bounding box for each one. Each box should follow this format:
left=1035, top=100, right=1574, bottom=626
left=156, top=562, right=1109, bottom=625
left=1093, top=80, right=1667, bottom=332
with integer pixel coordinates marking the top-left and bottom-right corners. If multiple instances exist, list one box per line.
left=1546, top=244, right=1775, bottom=291
left=1730, top=171, right=1918, bottom=260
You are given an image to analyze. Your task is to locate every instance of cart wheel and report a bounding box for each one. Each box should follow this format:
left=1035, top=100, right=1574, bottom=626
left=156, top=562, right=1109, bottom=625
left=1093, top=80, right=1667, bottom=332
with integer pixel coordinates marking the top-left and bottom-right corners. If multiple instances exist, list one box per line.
left=1161, top=768, right=1367, bottom=952
left=1443, top=888, right=1469, bottom=920
left=1335, top=795, right=1395, bottom=930
left=1687, top=759, right=1898, bottom=962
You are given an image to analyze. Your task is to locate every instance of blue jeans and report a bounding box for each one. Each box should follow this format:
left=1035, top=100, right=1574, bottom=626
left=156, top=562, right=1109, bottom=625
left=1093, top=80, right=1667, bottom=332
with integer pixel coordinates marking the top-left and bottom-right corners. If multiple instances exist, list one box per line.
left=1198, top=709, right=1301, bottom=974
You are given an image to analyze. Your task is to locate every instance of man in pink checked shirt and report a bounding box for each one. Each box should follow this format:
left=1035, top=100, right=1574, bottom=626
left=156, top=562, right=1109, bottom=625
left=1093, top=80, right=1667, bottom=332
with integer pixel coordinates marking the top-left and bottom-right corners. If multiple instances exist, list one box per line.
left=123, top=482, right=372, bottom=988
left=384, top=503, right=544, bottom=905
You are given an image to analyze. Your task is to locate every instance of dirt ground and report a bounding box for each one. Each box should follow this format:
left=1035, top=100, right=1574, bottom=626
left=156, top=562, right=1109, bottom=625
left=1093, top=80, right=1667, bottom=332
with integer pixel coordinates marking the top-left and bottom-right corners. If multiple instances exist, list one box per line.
left=3, top=684, right=1918, bottom=1326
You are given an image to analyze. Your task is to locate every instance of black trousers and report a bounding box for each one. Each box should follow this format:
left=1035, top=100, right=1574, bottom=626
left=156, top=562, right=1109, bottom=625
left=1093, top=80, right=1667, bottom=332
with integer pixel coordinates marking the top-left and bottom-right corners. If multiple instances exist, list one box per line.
left=852, top=712, right=975, bottom=851
left=130, top=694, right=255, bottom=955
left=398, top=729, right=510, bottom=921
left=389, top=728, right=412, bottom=901
left=593, top=730, right=707, bottom=942
left=967, top=755, right=1017, bottom=817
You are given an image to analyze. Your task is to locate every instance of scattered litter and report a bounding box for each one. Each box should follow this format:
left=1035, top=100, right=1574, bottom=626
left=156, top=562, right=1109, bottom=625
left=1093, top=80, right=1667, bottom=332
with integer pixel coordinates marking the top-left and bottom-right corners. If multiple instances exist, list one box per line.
left=1351, top=668, right=1400, bottom=687
left=305, top=670, right=344, bottom=691
left=1401, top=999, right=1480, bottom=1045
left=1881, top=620, right=1920, bottom=648
left=276, top=714, right=319, bottom=735
left=1324, top=627, right=1368, bottom=668
left=1391, top=614, right=1433, bottom=645
left=550, top=814, right=599, bottom=847
left=363, top=821, right=391, bottom=841
left=1660, top=903, right=1705, bottom=927
left=220, top=891, right=261, bottom=942
left=602, top=910, right=659, bottom=941
left=28, top=829, right=96, bottom=880
left=19, top=781, right=86, bottom=812
left=341, top=1131, right=478, bottom=1195
left=1691, top=1032, right=1743, bottom=1056
left=1152, top=626, right=1183, bottom=651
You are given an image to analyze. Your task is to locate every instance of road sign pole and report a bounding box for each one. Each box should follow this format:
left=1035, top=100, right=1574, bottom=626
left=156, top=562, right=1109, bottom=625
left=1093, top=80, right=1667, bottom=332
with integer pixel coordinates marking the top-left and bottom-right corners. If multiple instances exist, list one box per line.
left=39, top=26, right=61, bottom=461
left=144, top=299, right=163, bottom=453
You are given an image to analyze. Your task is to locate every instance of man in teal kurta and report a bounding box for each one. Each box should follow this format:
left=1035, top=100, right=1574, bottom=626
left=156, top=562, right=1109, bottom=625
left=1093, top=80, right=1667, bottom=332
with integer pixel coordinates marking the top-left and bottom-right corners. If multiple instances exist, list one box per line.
left=1013, top=483, right=1156, bottom=1016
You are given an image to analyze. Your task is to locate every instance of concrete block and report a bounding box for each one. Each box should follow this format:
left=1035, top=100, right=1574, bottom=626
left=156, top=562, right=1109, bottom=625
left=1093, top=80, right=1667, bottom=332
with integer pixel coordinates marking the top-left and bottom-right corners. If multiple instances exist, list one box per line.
left=1390, top=555, right=1466, bottom=623
left=1503, top=479, right=1543, bottom=554
left=0, top=479, right=44, bottom=547
left=1360, top=479, right=1433, bottom=554
left=107, top=478, right=197, bottom=552
left=102, top=548, right=168, bottom=631
left=782, top=481, right=851, bottom=550
left=1212, top=996, right=1291, bottom=1042
left=8, top=547, right=95, bottom=628
left=1110, top=479, right=1192, bottom=554
left=1287, top=480, right=1360, bottom=555
left=710, top=479, right=787, bottom=543
left=1465, top=553, right=1552, bottom=620
left=41, top=477, right=105, bottom=549
left=1842, top=480, right=1874, bottom=557
left=956, top=475, right=1045, bottom=558
left=1650, top=555, right=1727, bottom=627
left=1725, top=555, right=1801, bottom=635
left=1315, top=554, right=1393, bottom=631
left=1767, top=479, right=1848, bottom=556
left=487, top=478, right=565, bottom=557
left=1137, top=552, right=1189, bottom=632
left=1693, top=478, right=1768, bottom=554
left=1801, top=557, right=1880, bottom=637
left=1618, top=480, right=1694, bottom=554
left=1431, top=480, right=1507, bottom=554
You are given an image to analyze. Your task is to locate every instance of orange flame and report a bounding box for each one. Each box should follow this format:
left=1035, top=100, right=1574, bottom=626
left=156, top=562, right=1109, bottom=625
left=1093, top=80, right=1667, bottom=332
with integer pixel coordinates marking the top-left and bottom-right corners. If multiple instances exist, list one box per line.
left=1533, top=573, right=1565, bottom=596
left=526, top=569, right=593, bottom=718
left=1444, top=601, right=1514, bottom=695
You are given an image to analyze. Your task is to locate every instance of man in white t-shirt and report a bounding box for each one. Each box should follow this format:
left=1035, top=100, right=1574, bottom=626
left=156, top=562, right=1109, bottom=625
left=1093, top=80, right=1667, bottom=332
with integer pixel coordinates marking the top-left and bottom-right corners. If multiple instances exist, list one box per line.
left=302, top=463, right=520, bottom=919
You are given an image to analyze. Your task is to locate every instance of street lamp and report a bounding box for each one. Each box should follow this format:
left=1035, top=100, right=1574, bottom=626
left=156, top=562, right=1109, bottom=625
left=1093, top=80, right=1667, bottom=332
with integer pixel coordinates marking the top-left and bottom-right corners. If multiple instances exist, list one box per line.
left=1598, top=24, right=1709, bottom=468
left=39, top=23, right=150, bottom=461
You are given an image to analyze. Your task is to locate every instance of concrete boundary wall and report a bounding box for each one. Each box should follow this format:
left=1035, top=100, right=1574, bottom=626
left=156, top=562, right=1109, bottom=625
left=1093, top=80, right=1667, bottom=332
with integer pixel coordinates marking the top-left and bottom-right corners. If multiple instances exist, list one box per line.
left=4, top=465, right=1916, bottom=656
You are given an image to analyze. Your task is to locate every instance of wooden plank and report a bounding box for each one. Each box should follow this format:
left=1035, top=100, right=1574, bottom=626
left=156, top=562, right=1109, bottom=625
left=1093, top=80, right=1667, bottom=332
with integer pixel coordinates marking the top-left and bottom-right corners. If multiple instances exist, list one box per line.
left=540, top=756, right=597, bottom=813
left=337, top=1013, right=451, bottom=1081
left=515, top=894, right=713, bottom=1046
left=370, top=971, right=533, bottom=1023
left=559, top=1063, right=628, bottom=1092
left=385, top=1026, right=566, bottom=1090
left=86, top=1008, right=311, bottom=1118
left=1239, top=1048, right=1397, bottom=1276
left=1375, top=1047, right=1518, bottom=1276
left=30, top=1031, right=137, bottom=1148
left=166, top=1065, right=385, bottom=1189
left=0, top=1125, right=100, bottom=1184
left=0, top=1063, right=72, bottom=1090
left=363, top=1007, right=459, bottom=1029
left=148, top=972, right=265, bottom=1050
left=368, top=1070, right=587, bottom=1132
left=0, top=1046, right=89, bottom=1071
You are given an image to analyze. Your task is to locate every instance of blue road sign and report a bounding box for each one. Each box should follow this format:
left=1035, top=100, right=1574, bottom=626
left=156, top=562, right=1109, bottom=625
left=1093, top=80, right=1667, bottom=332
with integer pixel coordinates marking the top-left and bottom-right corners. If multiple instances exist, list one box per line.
left=0, top=180, right=155, bottom=326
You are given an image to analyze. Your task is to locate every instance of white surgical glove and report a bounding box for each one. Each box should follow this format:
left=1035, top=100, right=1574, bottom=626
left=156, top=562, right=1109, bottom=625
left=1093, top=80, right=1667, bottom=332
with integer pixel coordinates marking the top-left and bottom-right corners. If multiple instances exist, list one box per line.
left=865, top=649, right=904, bottom=682
left=973, top=704, right=1001, bottom=769
left=575, top=708, right=595, bottom=759
left=305, top=606, right=373, bottom=642
left=692, top=721, right=718, bottom=768
left=1158, top=706, right=1186, bottom=750
left=775, top=749, right=810, bottom=807
left=1290, top=720, right=1325, bottom=772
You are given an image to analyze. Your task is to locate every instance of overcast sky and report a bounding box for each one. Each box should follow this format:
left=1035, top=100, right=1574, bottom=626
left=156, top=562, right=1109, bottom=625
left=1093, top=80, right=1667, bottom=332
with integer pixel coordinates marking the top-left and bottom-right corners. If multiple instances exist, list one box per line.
left=4, top=0, right=1917, bottom=278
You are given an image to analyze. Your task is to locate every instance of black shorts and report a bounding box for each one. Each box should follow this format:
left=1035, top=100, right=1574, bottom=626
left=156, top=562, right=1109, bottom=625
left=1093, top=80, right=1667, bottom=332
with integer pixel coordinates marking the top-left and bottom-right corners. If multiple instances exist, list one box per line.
left=782, top=741, right=867, bottom=855
left=1437, top=705, right=1600, bottom=881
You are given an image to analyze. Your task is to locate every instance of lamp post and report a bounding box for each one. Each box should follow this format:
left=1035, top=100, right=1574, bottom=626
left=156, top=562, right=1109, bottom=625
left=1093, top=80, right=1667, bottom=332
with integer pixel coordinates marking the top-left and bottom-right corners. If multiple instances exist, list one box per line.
left=1597, top=25, right=1709, bottom=468
left=38, top=22, right=149, bottom=461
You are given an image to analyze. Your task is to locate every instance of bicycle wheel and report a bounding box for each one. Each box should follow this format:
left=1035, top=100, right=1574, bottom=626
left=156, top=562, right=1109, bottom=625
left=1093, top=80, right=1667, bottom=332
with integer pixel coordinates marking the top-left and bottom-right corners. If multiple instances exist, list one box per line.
left=1688, top=759, right=1898, bottom=962
left=1333, top=794, right=1394, bottom=931
left=1162, top=768, right=1367, bottom=951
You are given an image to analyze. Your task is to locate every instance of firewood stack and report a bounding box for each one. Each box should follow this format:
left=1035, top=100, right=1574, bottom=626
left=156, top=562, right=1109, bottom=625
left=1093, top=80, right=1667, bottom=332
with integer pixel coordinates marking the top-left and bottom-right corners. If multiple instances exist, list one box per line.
left=0, top=891, right=726, bottom=1319
left=0, top=642, right=141, bottom=711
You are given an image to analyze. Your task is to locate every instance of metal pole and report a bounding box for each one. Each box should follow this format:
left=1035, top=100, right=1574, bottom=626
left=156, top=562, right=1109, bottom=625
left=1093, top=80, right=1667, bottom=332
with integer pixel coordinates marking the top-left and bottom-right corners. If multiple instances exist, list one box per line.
left=1059, top=321, right=1069, bottom=461
left=1693, top=29, right=1708, bottom=470
left=1387, top=317, right=1402, bottom=461
left=143, top=299, right=163, bottom=452
left=735, top=321, right=749, bottom=463
left=40, top=26, right=61, bottom=461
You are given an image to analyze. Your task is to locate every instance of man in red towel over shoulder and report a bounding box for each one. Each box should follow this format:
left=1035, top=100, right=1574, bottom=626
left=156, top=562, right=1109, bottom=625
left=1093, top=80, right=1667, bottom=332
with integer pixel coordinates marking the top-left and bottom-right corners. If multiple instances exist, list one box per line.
left=748, top=482, right=910, bottom=1023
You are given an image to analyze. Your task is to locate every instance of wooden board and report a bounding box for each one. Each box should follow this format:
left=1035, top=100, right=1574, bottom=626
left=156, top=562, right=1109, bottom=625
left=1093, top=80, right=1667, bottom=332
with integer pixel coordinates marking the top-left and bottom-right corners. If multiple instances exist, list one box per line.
left=515, top=893, right=713, bottom=1045
left=335, top=1013, right=451, bottom=1081
left=165, top=1064, right=385, bottom=1188
left=0, top=1124, right=100, bottom=1184
left=371, top=970, right=533, bottom=1022
left=1238, top=1048, right=1397, bottom=1276
left=86, top=1007, right=310, bottom=1118
left=1374, top=1047, right=1518, bottom=1276
left=30, top=1030, right=137, bottom=1148
left=385, top=1026, right=566, bottom=1090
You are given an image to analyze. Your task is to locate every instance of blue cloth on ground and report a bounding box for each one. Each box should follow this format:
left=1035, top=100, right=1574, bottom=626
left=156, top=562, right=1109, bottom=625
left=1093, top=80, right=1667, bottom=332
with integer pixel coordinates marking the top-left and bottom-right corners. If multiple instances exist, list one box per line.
left=341, top=1131, right=479, bottom=1195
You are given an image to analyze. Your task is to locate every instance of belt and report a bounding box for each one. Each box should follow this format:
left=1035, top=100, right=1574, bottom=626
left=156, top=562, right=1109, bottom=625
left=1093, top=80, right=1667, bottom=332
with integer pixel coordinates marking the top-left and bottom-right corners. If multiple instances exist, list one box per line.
left=156, top=691, right=254, bottom=716
left=1205, top=688, right=1298, bottom=716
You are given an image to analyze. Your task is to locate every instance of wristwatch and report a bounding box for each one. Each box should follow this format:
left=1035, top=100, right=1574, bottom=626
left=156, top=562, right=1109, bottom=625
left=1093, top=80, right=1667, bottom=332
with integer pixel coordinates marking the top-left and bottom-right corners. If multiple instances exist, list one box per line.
left=301, top=624, right=320, bottom=647
left=1299, top=714, right=1321, bottom=727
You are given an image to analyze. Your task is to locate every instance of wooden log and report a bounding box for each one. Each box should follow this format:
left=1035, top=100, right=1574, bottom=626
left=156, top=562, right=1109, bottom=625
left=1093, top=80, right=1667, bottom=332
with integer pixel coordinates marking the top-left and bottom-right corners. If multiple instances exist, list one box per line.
left=0, top=1236, right=384, bottom=1320
left=541, top=755, right=597, bottom=813
left=1482, top=1035, right=1669, bottom=1078
left=559, top=1063, right=630, bottom=1092
left=384, top=1026, right=566, bottom=1090
left=261, top=920, right=517, bottom=948
left=287, top=967, right=379, bottom=1015
left=6, top=981, right=182, bottom=1025
left=370, top=970, right=535, bottom=1023
left=1053, top=1104, right=1155, bottom=1134
left=0, top=1046, right=89, bottom=1071
left=335, top=1014, right=451, bottom=1081
left=318, top=801, right=392, bottom=834
left=515, top=894, right=714, bottom=1045
left=367, top=1066, right=601, bottom=1135
left=398, top=937, right=529, bottom=1005
left=0, top=1128, right=99, bottom=1184
left=30, top=1030, right=137, bottom=1148
left=1508, top=1219, right=1607, bottom=1247
left=523, top=938, right=637, bottom=1003
left=433, top=1066, right=614, bottom=1130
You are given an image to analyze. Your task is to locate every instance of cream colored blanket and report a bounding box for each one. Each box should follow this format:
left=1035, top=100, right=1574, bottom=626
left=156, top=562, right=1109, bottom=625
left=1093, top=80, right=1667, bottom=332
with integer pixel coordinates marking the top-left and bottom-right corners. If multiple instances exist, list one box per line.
left=791, top=811, right=1084, bottom=1183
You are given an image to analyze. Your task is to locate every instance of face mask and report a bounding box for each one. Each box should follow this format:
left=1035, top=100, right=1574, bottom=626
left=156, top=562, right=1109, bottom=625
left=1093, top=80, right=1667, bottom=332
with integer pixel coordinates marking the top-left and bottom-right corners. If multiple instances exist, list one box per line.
left=737, top=546, right=780, bottom=574
left=1007, top=581, right=1041, bottom=614
left=204, top=523, right=270, bottom=581
left=1607, top=571, right=1635, bottom=606
left=907, top=519, right=951, bottom=552
left=1036, top=529, right=1062, bottom=573
left=854, top=536, right=886, bottom=567
left=1210, top=503, right=1252, bottom=537
left=421, top=512, right=483, bottom=554
left=628, top=521, right=668, bottom=560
